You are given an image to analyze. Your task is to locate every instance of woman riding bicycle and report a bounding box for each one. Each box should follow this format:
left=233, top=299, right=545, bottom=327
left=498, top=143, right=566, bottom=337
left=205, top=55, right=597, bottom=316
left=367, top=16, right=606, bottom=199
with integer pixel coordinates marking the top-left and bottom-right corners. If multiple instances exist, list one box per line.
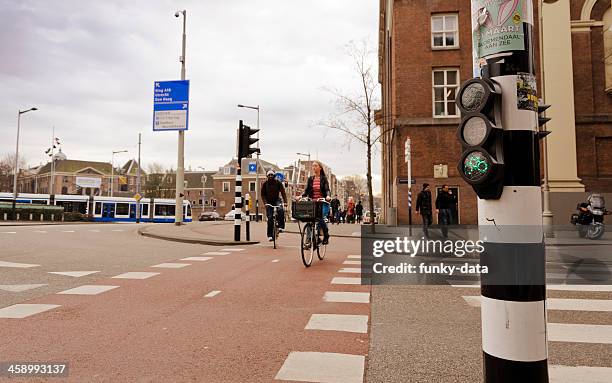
left=301, top=161, right=331, bottom=245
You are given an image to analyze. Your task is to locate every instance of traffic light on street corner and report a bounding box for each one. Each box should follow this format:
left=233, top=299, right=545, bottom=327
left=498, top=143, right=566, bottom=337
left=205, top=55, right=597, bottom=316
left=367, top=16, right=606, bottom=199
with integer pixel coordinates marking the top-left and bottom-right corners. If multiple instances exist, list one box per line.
left=237, top=120, right=260, bottom=161
left=455, top=78, right=505, bottom=200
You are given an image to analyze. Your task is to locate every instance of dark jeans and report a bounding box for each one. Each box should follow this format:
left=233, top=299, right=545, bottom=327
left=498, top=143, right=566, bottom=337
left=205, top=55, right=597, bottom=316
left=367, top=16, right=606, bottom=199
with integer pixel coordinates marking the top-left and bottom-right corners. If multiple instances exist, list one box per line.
left=266, top=201, right=285, bottom=238
left=421, top=213, right=432, bottom=237
left=438, top=208, right=451, bottom=237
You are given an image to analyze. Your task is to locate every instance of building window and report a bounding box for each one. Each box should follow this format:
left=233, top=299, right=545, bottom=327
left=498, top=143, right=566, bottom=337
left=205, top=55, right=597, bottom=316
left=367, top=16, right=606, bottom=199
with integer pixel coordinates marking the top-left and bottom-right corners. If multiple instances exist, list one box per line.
left=222, top=182, right=230, bottom=193
left=431, top=14, right=458, bottom=49
left=223, top=166, right=232, bottom=175
left=432, top=69, right=459, bottom=117
left=249, top=182, right=256, bottom=192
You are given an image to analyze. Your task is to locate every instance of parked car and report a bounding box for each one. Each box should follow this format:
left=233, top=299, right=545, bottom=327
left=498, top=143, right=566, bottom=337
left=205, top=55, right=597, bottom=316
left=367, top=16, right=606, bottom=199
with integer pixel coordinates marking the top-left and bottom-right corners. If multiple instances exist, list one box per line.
left=198, top=211, right=220, bottom=221
left=224, top=210, right=246, bottom=221
left=364, top=211, right=378, bottom=224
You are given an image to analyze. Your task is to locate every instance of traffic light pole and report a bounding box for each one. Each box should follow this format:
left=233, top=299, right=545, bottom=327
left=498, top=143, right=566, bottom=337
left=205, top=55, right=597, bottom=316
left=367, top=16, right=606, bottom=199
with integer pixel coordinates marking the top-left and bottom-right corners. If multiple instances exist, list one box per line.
left=469, top=1, right=548, bottom=382
left=234, top=165, right=242, bottom=241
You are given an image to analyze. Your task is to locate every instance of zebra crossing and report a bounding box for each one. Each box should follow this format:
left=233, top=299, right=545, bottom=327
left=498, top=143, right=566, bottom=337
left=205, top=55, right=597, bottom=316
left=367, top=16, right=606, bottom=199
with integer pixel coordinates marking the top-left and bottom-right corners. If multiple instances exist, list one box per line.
left=453, top=267, right=612, bottom=382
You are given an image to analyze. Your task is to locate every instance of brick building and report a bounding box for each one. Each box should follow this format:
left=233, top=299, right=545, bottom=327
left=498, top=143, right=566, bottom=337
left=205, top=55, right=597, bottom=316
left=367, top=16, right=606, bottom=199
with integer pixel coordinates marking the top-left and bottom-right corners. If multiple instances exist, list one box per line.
left=378, top=0, right=612, bottom=225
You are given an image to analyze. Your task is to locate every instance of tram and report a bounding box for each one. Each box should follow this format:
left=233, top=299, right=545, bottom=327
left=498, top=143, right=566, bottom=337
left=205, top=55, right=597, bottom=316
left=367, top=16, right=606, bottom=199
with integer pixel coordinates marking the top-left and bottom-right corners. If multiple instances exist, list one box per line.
left=0, top=193, right=192, bottom=223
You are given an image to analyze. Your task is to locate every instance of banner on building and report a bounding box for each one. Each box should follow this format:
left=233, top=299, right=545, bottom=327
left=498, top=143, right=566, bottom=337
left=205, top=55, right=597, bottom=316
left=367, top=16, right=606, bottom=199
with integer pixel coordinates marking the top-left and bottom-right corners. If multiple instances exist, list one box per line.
left=76, top=177, right=102, bottom=188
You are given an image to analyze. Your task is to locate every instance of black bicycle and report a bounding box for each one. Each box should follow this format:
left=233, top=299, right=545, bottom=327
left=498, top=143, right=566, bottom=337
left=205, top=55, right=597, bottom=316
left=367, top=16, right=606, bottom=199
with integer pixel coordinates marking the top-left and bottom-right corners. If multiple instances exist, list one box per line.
left=293, top=198, right=329, bottom=267
left=265, top=203, right=282, bottom=249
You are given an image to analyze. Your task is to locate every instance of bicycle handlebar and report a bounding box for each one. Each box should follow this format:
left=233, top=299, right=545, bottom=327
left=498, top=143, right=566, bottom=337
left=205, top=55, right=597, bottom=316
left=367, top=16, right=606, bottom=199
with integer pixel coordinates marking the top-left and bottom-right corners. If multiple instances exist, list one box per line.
left=265, top=203, right=283, bottom=208
left=298, top=197, right=330, bottom=205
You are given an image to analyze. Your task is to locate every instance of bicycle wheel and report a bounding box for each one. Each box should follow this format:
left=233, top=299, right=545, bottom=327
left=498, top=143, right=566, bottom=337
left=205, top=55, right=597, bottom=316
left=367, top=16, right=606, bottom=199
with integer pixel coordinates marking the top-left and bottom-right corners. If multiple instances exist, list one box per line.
left=301, top=223, right=314, bottom=267
left=272, top=218, right=277, bottom=249
left=316, top=224, right=326, bottom=260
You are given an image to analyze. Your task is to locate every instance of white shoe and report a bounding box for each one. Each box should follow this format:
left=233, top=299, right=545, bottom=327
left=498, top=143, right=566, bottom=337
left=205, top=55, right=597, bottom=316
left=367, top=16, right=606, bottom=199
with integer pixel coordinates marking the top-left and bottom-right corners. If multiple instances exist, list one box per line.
left=278, top=228, right=284, bottom=233
left=268, top=237, right=274, bottom=241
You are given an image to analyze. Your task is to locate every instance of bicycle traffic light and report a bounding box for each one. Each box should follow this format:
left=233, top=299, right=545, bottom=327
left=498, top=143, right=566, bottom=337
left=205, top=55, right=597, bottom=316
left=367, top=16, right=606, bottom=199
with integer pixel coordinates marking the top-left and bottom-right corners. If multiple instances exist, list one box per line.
left=456, top=78, right=505, bottom=200
left=237, top=120, right=260, bottom=161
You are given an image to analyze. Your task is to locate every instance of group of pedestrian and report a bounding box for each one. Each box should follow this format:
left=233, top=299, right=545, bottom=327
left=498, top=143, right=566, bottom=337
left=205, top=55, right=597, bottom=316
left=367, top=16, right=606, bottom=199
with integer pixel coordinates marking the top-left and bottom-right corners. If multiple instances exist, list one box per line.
left=329, top=195, right=363, bottom=224
left=415, top=183, right=457, bottom=238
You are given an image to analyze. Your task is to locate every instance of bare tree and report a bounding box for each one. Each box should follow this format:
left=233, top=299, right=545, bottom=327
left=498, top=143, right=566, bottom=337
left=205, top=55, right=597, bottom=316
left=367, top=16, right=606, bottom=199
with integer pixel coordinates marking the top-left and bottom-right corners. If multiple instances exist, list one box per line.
left=144, top=163, right=174, bottom=198
left=320, top=40, right=382, bottom=232
left=342, top=175, right=368, bottom=198
left=0, top=153, right=27, bottom=192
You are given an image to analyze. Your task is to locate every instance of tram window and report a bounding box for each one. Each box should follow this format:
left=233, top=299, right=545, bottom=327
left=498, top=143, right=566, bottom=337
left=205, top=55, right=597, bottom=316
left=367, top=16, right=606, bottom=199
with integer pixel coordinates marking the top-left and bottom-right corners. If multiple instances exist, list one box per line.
left=141, top=204, right=149, bottom=216
left=95, top=202, right=102, bottom=215
left=116, top=203, right=129, bottom=215
left=186, top=205, right=191, bottom=217
left=31, top=200, right=47, bottom=205
left=154, top=204, right=175, bottom=216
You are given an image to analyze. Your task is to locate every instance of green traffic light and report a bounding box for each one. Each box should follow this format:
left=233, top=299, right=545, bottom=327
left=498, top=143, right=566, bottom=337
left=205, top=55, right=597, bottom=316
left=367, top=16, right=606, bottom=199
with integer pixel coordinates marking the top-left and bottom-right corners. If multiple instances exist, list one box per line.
left=463, top=151, right=490, bottom=182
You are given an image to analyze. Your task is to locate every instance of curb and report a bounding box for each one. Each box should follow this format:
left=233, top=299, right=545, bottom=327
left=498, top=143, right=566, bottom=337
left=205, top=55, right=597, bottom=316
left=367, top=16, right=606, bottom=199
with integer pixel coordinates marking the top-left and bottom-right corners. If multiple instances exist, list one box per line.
left=0, top=222, right=101, bottom=227
left=137, top=227, right=259, bottom=246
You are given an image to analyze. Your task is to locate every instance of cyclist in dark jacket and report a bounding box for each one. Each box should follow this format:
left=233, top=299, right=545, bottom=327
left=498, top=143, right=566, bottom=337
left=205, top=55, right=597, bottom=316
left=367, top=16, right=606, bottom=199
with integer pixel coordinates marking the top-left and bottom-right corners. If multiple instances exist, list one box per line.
left=261, top=170, right=287, bottom=241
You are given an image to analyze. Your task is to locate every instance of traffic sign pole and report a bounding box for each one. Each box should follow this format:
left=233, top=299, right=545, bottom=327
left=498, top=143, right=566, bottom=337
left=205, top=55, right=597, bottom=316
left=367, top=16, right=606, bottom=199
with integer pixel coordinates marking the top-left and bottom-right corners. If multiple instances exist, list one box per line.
left=176, top=10, right=187, bottom=226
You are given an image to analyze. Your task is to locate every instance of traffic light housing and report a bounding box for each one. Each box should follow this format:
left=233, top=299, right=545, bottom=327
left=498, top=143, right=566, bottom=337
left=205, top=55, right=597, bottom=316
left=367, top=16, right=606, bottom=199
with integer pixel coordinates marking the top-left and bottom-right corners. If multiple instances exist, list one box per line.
left=456, top=78, right=505, bottom=200
left=237, top=120, right=260, bottom=161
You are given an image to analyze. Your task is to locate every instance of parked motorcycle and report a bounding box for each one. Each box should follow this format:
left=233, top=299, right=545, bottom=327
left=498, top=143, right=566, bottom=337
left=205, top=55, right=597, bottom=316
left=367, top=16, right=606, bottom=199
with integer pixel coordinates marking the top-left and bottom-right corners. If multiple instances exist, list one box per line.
left=570, top=194, right=608, bottom=240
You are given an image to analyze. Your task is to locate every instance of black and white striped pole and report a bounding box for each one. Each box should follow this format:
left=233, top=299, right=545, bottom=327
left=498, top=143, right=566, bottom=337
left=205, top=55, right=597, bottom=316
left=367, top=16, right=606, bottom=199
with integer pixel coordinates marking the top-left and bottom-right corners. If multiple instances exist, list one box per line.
left=245, top=193, right=251, bottom=241
left=461, top=1, right=548, bottom=381
left=405, top=137, right=412, bottom=235
left=236, top=120, right=260, bottom=242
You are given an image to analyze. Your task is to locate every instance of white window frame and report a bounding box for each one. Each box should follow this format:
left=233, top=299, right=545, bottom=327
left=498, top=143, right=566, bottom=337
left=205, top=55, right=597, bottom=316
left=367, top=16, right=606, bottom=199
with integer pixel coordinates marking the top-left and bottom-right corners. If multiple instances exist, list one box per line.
left=223, top=166, right=232, bottom=175
left=431, top=14, right=459, bottom=49
left=222, top=182, right=230, bottom=193
left=432, top=68, right=460, bottom=118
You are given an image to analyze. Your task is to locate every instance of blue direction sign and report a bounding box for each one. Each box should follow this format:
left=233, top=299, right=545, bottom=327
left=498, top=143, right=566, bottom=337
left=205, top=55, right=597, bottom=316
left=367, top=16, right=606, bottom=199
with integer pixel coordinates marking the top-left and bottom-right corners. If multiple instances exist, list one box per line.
left=248, top=162, right=257, bottom=173
left=153, top=80, right=190, bottom=131
left=275, top=172, right=285, bottom=182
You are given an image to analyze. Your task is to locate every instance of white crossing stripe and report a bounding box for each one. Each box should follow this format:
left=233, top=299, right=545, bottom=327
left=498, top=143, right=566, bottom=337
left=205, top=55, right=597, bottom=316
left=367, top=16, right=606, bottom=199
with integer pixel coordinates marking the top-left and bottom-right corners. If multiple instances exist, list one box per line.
left=62, top=230, right=75, bottom=233
left=0, top=304, right=60, bottom=319
left=323, top=291, right=370, bottom=304
left=221, top=248, right=245, bottom=252
left=33, top=230, right=47, bottom=233
left=181, top=257, right=212, bottom=261
left=305, top=314, right=369, bottom=334
left=347, top=255, right=361, bottom=259
left=0, top=261, right=40, bottom=268
left=331, top=277, right=364, bottom=285
left=462, top=296, right=612, bottom=312
left=203, top=252, right=230, bottom=256
left=111, top=229, right=124, bottom=232
left=343, top=260, right=361, bottom=265
left=275, top=352, right=364, bottom=383
left=112, top=272, right=160, bottom=280
left=0, top=284, right=47, bottom=292
left=549, top=365, right=612, bottom=383
left=57, top=285, right=119, bottom=295
left=548, top=323, right=612, bottom=344
left=272, top=259, right=280, bottom=263
left=204, top=290, right=221, bottom=298
left=1, top=232, right=17, bottom=234
left=151, top=263, right=190, bottom=269
left=48, top=271, right=99, bottom=278
left=88, top=230, right=101, bottom=232
left=339, top=268, right=369, bottom=274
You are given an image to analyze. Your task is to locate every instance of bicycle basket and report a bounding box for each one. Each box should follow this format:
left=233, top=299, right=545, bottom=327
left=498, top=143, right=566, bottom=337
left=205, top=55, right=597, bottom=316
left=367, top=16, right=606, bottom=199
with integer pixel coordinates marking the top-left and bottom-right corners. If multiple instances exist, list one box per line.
left=292, top=200, right=322, bottom=221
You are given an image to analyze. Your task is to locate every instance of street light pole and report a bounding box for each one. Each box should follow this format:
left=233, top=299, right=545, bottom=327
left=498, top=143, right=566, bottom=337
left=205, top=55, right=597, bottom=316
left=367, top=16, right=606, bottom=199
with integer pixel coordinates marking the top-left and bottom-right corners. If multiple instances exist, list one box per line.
left=237, top=104, right=261, bottom=221
left=136, top=133, right=142, bottom=223
left=175, top=9, right=187, bottom=226
left=198, top=166, right=206, bottom=211
left=296, top=152, right=311, bottom=177
left=12, top=107, right=37, bottom=220
left=110, top=150, right=128, bottom=197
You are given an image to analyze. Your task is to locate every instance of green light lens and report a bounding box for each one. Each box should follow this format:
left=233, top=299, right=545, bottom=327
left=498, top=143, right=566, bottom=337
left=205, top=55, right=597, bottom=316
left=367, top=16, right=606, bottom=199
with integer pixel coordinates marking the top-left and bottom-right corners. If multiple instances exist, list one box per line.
left=463, top=151, right=490, bottom=182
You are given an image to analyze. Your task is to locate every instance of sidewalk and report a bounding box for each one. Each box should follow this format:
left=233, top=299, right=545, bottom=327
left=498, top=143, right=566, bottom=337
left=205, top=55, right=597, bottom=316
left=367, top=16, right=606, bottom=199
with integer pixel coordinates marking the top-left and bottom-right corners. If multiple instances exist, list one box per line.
left=0, top=221, right=100, bottom=227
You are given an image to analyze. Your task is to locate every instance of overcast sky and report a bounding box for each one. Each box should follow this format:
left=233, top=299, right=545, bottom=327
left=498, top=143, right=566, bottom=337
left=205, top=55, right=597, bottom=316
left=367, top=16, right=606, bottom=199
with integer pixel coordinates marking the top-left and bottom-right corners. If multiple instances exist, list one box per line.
left=0, top=0, right=381, bottom=192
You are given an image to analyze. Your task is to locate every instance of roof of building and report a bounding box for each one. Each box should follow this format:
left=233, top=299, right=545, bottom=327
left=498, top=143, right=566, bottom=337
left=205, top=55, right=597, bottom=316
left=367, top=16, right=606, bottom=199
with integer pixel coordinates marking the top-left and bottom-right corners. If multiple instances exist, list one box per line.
left=37, top=159, right=112, bottom=175
left=121, top=159, right=146, bottom=176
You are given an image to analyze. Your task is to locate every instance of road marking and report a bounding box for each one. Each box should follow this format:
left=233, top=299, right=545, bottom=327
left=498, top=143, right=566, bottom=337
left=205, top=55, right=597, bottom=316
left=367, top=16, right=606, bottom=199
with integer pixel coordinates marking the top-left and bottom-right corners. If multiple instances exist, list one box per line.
left=203, top=252, right=231, bottom=256
left=62, top=230, right=75, bottom=233
left=549, top=365, right=612, bottom=382
left=0, top=261, right=40, bottom=268
left=33, top=230, right=47, bottom=233
left=204, top=290, right=221, bottom=298
left=347, top=255, right=361, bottom=259
left=221, top=248, right=244, bottom=252
left=111, top=229, right=124, bottom=232
left=88, top=230, right=101, bottom=232
left=1, top=232, right=17, bottom=234
left=323, top=291, right=370, bottom=304
left=57, top=285, right=119, bottom=295
left=305, top=314, right=369, bottom=333
left=0, top=304, right=60, bottom=319
left=272, top=259, right=280, bottom=263
left=548, top=323, right=612, bottom=344
left=181, top=257, right=213, bottom=261
left=450, top=283, right=612, bottom=292
left=343, top=260, right=361, bottom=265
left=48, top=271, right=99, bottom=278
left=0, top=284, right=47, bottom=292
left=112, top=272, right=160, bottom=280
left=331, top=277, right=363, bottom=285
left=339, top=267, right=369, bottom=274
left=275, top=351, right=364, bottom=383
left=463, top=296, right=612, bottom=312
left=151, top=263, right=190, bottom=269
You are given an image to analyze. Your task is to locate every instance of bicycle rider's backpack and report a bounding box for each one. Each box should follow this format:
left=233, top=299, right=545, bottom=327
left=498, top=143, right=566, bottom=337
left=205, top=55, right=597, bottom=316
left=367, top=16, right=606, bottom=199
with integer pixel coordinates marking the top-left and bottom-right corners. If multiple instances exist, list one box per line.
left=588, top=194, right=605, bottom=209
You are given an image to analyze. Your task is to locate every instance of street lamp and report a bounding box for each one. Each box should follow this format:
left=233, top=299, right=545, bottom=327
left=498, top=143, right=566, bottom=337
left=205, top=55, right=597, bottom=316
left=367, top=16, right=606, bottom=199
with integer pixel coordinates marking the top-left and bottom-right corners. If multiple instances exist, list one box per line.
left=539, top=0, right=559, bottom=236
left=198, top=166, right=207, bottom=209
left=174, top=9, right=187, bottom=226
left=238, top=104, right=260, bottom=221
left=110, top=150, right=128, bottom=197
left=296, top=152, right=311, bottom=176
left=12, top=107, right=38, bottom=220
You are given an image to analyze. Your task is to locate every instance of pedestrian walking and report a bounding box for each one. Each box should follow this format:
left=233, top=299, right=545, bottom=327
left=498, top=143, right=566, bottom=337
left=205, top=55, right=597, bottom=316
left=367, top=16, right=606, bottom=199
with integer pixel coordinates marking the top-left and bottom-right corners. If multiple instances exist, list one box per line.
left=435, top=184, right=453, bottom=238
left=448, top=189, right=458, bottom=224
left=356, top=200, right=364, bottom=224
left=347, top=197, right=356, bottom=224
left=416, top=183, right=433, bottom=237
